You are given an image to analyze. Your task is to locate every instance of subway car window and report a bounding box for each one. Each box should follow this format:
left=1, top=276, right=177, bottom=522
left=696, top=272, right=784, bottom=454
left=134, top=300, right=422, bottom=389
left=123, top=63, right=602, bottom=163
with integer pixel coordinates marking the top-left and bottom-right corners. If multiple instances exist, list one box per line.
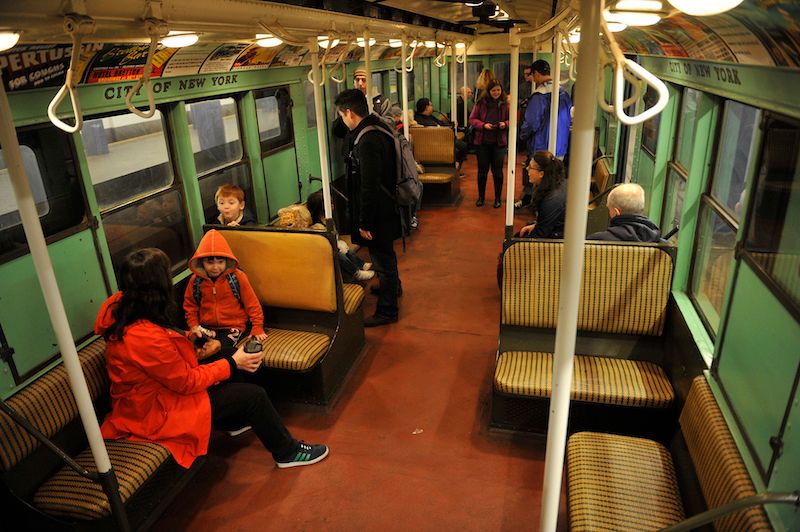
left=186, top=97, right=243, bottom=175
left=710, top=101, right=760, bottom=219
left=388, top=70, right=398, bottom=103
left=422, top=60, right=431, bottom=99
left=661, top=166, right=686, bottom=241
left=199, top=163, right=255, bottom=224
left=691, top=206, right=737, bottom=333
left=0, top=125, right=85, bottom=260
left=744, top=116, right=800, bottom=308
left=674, top=87, right=700, bottom=172
left=81, top=111, right=173, bottom=211
left=456, top=61, right=482, bottom=96
left=303, top=80, right=317, bottom=128
left=640, top=85, right=662, bottom=157
left=254, top=87, right=294, bottom=153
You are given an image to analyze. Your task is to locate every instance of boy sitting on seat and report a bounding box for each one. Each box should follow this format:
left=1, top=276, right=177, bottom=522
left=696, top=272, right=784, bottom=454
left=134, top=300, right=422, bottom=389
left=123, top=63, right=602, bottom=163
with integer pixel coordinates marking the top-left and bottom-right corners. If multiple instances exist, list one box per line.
left=211, top=184, right=257, bottom=226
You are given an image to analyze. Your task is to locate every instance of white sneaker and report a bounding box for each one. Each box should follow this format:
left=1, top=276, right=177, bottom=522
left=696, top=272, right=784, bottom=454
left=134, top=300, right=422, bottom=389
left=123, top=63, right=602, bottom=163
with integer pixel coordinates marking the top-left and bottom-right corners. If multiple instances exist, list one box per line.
left=514, top=200, right=523, bottom=208
left=226, top=426, right=252, bottom=437
left=354, top=269, right=376, bottom=281
left=362, top=262, right=373, bottom=271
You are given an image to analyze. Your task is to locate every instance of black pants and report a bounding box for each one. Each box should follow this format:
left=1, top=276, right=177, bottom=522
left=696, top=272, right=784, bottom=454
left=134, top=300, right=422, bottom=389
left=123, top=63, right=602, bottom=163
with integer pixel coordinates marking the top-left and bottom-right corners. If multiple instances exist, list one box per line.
left=208, top=382, right=296, bottom=460
left=368, top=239, right=399, bottom=319
left=476, top=143, right=506, bottom=201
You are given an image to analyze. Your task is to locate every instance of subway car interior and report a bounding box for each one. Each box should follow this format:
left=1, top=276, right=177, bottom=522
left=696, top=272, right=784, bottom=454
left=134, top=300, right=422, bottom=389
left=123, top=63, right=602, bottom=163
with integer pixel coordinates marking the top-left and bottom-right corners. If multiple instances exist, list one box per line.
left=0, top=0, right=799, bottom=530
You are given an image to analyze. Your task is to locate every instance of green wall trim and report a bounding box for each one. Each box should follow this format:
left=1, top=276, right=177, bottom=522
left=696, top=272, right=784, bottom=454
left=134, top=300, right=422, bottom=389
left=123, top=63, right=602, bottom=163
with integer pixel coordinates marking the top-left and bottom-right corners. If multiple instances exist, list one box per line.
left=167, top=103, right=205, bottom=245
left=672, top=291, right=714, bottom=366
left=640, top=56, right=800, bottom=120
left=237, top=91, right=269, bottom=219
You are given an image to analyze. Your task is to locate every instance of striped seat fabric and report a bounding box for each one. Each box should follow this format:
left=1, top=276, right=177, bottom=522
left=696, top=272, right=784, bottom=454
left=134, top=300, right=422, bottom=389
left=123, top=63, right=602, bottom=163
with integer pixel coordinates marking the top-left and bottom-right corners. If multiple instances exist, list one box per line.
left=0, top=339, right=107, bottom=471
left=33, top=439, right=170, bottom=520
left=502, top=241, right=673, bottom=336
left=419, top=172, right=454, bottom=184
left=494, top=351, right=674, bottom=408
left=409, top=127, right=455, bottom=164
left=567, top=431, right=685, bottom=531
left=342, top=283, right=365, bottom=315
left=680, top=377, right=772, bottom=531
left=261, top=328, right=330, bottom=371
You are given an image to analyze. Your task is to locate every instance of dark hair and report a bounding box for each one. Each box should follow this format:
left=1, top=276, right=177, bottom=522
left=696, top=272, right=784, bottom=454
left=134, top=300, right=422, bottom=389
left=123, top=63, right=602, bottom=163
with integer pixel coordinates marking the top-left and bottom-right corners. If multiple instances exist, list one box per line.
left=334, top=89, right=368, bottom=119
left=530, top=151, right=566, bottom=214
left=306, top=190, right=325, bottom=224
left=107, top=248, right=175, bottom=340
left=415, top=98, right=431, bottom=114
left=481, top=79, right=506, bottom=103
left=531, top=59, right=551, bottom=75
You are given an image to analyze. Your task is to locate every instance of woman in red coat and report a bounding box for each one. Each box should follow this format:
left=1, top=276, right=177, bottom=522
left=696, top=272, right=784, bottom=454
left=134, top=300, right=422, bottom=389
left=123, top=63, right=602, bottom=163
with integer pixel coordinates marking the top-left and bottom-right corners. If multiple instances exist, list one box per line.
left=95, top=248, right=328, bottom=469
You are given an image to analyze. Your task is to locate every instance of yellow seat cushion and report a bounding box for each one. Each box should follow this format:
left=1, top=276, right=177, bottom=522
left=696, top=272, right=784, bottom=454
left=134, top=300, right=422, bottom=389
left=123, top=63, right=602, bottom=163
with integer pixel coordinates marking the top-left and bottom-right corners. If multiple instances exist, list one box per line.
left=33, top=439, right=170, bottom=521
left=409, top=126, right=455, bottom=164
left=502, top=241, right=673, bottom=335
left=342, top=283, right=364, bottom=315
left=419, top=172, right=454, bottom=184
left=0, top=339, right=107, bottom=471
left=680, top=377, right=771, bottom=531
left=494, top=351, right=674, bottom=408
left=567, top=431, right=685, bottom=531
left=262, top=328, right=330, bottom=371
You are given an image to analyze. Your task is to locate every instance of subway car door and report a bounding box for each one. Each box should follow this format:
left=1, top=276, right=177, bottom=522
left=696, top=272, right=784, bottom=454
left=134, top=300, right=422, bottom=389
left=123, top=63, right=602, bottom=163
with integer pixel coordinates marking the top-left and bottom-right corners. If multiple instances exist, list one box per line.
left=253, top=86, right=301, bottom=217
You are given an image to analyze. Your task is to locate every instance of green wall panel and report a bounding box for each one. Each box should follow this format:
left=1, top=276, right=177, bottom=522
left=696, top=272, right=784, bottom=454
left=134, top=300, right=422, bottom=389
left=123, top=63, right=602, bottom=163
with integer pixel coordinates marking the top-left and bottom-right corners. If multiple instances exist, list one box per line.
left=767, top=395, right=800, bottom=531
left=717, top=263, right=800, bottom=479
left=263, top=148, right=301, bottom=219
left=0, top=231, right=108, bottom=396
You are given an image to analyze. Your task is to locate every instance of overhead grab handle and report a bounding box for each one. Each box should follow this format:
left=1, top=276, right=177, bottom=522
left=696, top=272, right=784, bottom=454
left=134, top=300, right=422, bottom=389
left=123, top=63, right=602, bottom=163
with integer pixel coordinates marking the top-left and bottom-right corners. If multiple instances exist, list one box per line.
left=47, top=14, right=95, bottom=133
left=433, top=40, right=448, bottom=68
left=307, top=32, right=336, bottom=86
left=125, top=19, right=168, bottom=119
left=613, top=59, right=668, bottom=125
left=328, top=35, right=353, bottom=84
left=394, top=37, right=417, bottom=73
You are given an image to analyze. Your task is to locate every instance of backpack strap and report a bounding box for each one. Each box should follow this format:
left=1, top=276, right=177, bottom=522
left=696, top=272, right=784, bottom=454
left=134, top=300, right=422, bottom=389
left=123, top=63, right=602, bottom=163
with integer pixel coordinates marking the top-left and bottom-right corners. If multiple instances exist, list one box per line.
left=193, top=272, right=242, bottom=304
left=354, top=124, right=400, bottom=201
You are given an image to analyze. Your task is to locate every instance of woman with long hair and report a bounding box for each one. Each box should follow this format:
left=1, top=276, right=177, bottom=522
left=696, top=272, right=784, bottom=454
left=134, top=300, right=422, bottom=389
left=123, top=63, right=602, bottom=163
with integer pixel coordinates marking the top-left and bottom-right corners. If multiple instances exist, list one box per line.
left=95, top=247, right=328, bottom=469
left=475, top=68, right=497, bottom=101
left=469, top=79, right=510, bottom=208
left=519, top=151, right=567, bottom=238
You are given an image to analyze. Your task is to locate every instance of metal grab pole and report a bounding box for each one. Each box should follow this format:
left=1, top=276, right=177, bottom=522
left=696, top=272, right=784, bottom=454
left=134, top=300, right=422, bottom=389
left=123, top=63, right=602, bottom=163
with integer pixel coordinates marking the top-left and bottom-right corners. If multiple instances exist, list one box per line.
left=364, top=28, right=373, bottom=115
left=0, top=77, right=130, bottom=531
left=401, top=37, right=410, bottom=140
left=310, top=39, right=333, bottom=220
left=548, top=32, right=563, bottom=154
left=462, top=43, right=468, bottom=126
left=450, top=44, right=457, bottom=128
left=538, top=0, right=600, bottom=529
left=505, top=29, right=520, bottom=229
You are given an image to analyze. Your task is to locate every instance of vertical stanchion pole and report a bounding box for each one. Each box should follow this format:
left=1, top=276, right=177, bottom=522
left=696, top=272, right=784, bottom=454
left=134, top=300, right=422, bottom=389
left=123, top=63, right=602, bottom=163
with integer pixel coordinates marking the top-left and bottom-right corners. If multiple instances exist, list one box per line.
left=310, top=38, right=333, bottom=219
left=548, top=32, right=563, bottom=154
left=538, top=0, right=600, bottom=529
left=364, top=28, right=373, bottom=115
left=450, top=44, right=457, bottom=128
left=401, top=37, right=410, bottom=140
left=505, top=29, right=520, bottom=228
left=463, top=43, right=469, bottom=126
left=0, top=75, right=130, bottom=531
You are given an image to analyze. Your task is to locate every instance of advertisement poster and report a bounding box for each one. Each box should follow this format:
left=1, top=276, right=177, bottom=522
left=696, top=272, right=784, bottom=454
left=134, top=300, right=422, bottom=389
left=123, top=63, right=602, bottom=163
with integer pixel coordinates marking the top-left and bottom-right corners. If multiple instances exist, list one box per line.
left=161, top=43, right=221, bottom=76
left=84, top=45, right=176, bottom=83
left=199, top=44, right=249, bottom=73
left=268, top=45, right=307, bottom=67
left=0, top=43, right=103, bottom=91
left=232, top=44, right=281, bottom=70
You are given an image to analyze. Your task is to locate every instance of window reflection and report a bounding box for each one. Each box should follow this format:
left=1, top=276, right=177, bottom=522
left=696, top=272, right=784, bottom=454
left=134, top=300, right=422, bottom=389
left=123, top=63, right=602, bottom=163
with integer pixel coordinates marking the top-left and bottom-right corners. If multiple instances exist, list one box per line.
left=662, top=168, right=686, bottom=242
left=675, top=88, right=700, bottom=172
left=692, top=206, right=737, bottom=332
left=186, top=97, right=243, bottom=175
left=711, top=102, right=760, bottom=219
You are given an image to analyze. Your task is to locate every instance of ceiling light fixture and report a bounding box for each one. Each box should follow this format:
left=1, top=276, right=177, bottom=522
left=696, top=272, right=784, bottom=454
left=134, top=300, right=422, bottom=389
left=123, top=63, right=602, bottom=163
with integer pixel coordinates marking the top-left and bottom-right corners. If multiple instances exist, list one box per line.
left=388, top=39, right=402, bottom=48
left=465, top=1, right=484, bottom=7
left=161, top=31, right=199, bottom=48
left=666, top=0, right=744, bottom=15
left=356, top=37, right=377, bottom=47
left=255, top=34, right=283, bottom=47
left=317, top=36, right=340, bottom=49
left=0, top=31, right=20, bottom=52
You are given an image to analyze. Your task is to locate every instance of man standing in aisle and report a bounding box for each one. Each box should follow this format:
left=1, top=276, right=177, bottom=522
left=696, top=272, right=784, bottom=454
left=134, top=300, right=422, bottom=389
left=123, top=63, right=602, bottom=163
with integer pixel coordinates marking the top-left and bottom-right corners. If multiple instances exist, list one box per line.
left=335, top=89, right=402, bottom=327
left=517, top=59, right=573, bottom=208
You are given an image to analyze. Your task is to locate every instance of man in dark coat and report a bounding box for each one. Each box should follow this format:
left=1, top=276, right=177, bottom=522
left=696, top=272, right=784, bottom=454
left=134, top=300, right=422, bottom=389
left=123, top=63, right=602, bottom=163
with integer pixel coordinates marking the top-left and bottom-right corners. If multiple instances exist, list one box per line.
left=335, top=89, right=403, bottom=326
left=587, top=183, right=664, bottom=242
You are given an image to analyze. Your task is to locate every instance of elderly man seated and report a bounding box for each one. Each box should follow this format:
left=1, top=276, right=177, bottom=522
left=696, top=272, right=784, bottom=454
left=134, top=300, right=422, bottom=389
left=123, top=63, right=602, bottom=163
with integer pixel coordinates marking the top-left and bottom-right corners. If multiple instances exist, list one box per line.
left=587, top=183, right=665, bottom=243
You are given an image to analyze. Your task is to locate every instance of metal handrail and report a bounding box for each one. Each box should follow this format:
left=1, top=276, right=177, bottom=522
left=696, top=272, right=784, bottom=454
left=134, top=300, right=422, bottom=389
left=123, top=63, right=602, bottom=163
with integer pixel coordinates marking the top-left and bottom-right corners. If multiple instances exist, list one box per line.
left=47, top=14, right=95, bottom=133
left=660, top=491, right=800, bottom=532
left=125, top=19, right=168, bottom=119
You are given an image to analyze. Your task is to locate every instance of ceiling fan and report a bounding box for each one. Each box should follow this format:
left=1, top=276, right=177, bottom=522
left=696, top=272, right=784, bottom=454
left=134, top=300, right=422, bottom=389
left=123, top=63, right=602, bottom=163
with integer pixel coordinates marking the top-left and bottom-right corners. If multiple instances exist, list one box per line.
left=451, top=1, right=527, bottom=31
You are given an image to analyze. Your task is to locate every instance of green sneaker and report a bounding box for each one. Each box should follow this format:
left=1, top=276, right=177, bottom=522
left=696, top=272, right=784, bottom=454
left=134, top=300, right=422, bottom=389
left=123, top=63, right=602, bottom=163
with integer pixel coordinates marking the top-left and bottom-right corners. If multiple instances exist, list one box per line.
left=275, top=442, right=329, bottom=469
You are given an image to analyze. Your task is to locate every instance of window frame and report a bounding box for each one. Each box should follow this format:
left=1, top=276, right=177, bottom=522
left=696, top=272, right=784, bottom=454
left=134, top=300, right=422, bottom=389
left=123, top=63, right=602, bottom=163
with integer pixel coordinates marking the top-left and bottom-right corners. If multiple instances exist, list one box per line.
left=253, top=86, right=295, bottom=156
left=184, top=94, right=247, bottom=176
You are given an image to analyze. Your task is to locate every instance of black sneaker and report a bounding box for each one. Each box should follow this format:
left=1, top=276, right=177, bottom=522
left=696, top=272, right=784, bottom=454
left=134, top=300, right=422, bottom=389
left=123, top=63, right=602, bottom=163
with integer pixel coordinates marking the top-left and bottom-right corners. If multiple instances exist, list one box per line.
left=364, top=314, right=398, bottom=327
left=275, top=442, right=329, bottom=469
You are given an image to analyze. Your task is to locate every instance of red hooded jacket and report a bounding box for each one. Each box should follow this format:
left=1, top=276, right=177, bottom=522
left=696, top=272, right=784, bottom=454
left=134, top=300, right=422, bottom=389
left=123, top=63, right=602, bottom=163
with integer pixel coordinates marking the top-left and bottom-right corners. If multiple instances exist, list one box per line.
left=95, top=292, right=232, bottom=468
left=183, top=230, right=265, bottom=336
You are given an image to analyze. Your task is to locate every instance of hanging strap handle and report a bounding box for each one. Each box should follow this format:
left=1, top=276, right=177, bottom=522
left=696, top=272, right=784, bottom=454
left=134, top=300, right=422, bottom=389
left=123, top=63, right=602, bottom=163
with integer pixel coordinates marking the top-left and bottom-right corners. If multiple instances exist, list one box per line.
left=47, top=14, right=95, bottom=133
left=125, top=19, right=168, bottom=119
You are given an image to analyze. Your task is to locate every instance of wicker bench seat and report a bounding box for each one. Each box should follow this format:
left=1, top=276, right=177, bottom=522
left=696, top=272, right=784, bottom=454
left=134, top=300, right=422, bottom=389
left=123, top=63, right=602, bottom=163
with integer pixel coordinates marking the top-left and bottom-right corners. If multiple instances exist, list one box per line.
left=409, top=126, right=461, bottom=205
left=567, top=377, right=772, bottom=531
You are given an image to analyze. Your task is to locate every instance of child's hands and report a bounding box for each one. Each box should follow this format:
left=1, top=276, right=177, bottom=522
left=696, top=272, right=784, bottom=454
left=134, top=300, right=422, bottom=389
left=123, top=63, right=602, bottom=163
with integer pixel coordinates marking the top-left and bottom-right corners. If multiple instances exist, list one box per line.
left=227, top=220, right=240, bottom=227
left=232, top=345, right=262, bottom=373
left=196, top=339, right=221, bottom=360
left=254, top=332, right=268, bottom=342
left=519, top=223, right=536, bottom=237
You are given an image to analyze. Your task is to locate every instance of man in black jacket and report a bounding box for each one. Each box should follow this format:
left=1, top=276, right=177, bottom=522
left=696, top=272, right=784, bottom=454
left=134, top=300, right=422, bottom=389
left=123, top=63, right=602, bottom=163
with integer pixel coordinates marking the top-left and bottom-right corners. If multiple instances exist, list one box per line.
left=335, top=89, right=403, bottom=326
left=587, top=183, right=665, bottom=242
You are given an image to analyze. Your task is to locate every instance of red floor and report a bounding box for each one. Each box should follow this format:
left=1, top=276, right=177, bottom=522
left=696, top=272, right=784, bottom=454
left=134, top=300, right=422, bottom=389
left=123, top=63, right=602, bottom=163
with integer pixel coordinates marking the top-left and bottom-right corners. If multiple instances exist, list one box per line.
left=152, top=153, right=568, bottom=531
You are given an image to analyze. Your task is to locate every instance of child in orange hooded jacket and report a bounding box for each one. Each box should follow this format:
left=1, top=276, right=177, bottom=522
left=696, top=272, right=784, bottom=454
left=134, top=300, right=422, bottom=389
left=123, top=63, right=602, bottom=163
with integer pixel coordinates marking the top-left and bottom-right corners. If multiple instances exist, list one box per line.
left=184, top=229, right=267, bottom=354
